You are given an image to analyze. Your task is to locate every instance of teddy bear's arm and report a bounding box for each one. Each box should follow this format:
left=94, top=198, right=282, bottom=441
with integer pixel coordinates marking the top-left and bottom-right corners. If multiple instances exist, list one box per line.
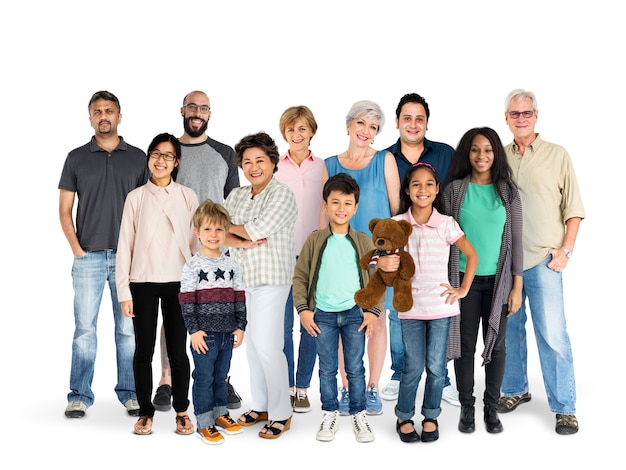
left=398, top=252, right=416, bottom=280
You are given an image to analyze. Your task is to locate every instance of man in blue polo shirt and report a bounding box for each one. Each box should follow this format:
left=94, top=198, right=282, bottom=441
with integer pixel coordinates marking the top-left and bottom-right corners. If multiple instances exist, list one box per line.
left=59, top=91, right=150, bottom=418
left=381, top=92, right=459, bottom=406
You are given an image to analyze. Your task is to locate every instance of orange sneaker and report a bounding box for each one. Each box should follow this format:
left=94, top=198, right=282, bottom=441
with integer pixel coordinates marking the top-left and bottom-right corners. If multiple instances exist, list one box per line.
left=197, top=426, right=225, bottom=445
left=215, top=414, right=244, bottom=435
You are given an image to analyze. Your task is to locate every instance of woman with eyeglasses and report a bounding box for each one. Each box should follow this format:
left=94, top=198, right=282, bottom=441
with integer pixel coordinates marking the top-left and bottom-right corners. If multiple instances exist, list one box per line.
left=116, top=133, right=199, bottom=436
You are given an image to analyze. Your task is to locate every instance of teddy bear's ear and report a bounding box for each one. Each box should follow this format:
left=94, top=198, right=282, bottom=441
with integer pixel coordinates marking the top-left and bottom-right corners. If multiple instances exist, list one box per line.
left=399, top=219, right=412, bottom=237
left=369, top=218, right=381, bottom=233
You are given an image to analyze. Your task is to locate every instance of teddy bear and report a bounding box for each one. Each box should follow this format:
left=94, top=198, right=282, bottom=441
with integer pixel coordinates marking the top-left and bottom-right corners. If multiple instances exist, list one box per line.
left=354, top=217, right=415, bottom=313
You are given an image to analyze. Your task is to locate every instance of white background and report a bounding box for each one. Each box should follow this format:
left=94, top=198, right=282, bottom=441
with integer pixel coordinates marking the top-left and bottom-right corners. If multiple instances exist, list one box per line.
left=1, top=1, right=622, bottom=466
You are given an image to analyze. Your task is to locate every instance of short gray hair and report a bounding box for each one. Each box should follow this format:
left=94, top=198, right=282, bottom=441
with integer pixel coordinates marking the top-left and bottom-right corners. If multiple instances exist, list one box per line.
left=346, top=100, right=385, bottom=134
left=505, top=89, right=538, bottom=111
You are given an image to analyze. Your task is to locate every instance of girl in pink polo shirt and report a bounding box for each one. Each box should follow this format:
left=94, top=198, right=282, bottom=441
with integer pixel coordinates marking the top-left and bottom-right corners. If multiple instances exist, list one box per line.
left=392, top=162, right=477, bottom=444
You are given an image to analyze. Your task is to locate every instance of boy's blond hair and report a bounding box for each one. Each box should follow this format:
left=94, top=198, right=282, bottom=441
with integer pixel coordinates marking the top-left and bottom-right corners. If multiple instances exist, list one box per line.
left=193, top=200, right=231, bottom=231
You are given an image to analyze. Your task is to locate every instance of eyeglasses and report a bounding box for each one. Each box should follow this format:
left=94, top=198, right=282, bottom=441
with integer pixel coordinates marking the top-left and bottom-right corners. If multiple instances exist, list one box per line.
left=184, top=103, right=211, bottom=114
left=149, top=150, right=177, bottom=161
left=508, top=110, right=535, bottom=119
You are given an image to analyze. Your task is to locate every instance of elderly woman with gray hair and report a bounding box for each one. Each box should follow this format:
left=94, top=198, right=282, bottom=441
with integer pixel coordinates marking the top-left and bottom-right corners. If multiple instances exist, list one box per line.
left=320, top=100, right=400, bottom=417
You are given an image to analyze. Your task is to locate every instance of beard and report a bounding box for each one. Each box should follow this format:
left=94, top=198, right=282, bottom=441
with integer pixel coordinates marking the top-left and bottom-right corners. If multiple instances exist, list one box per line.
left=183, top=116, right=208, bottom=138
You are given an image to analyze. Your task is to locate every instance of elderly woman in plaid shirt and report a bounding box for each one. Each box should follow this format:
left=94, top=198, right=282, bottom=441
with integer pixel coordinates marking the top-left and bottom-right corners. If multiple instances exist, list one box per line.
left=224, top=132, right=297, bottom=440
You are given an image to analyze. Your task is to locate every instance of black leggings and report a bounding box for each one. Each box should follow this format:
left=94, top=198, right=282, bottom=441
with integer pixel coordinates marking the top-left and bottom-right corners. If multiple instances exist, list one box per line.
left=130, top=282, right=190, bottom=416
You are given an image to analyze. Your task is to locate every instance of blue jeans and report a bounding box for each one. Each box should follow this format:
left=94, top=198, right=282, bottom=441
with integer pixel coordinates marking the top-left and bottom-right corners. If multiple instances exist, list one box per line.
left=191, top=332, right=232, bottom=428
left=389, top=307, right=452, bottom=387
left=502, top=257, right=576, bottom=414
left=395, top=317, right=451, bottom=422
left=315, top=305, right=366, bottom=414
left=68, top=250, right=136, bottom=406
left=283, top=287, right=317, bottom=388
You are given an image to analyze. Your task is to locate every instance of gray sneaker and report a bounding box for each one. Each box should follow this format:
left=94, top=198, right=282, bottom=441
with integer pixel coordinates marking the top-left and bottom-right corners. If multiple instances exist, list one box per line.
left=124, top=398, right=140, bottom=417
left=65, top=401, right=87, bottom=418
left=351, top=410, right=375, bottom=442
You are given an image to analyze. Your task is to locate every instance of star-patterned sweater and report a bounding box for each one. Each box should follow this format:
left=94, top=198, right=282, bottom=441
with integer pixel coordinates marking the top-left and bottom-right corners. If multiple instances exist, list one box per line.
left=179, top=251, right=247, bottom=334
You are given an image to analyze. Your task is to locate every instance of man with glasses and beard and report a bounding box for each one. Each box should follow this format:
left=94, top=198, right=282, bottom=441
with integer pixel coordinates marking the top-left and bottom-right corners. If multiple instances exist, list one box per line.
left=151, top=90, right=242, bottom=413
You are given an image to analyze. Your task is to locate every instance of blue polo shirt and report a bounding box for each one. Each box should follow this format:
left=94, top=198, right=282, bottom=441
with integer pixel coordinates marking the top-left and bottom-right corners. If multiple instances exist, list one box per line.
left=384, top=137, right=455, bottom=185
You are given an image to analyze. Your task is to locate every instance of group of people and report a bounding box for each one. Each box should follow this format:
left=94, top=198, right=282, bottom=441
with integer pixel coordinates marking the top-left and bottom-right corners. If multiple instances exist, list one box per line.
left=58, top=87, right=585, bottom=445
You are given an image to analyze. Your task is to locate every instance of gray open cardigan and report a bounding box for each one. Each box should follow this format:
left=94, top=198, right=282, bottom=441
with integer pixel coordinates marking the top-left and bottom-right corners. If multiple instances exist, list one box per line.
left=443, top=176, right=523, bottom=364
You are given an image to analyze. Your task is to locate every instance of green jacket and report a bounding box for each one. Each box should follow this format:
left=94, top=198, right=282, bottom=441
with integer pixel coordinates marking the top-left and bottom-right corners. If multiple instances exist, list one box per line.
left=292, top=225, right=383, bottom=317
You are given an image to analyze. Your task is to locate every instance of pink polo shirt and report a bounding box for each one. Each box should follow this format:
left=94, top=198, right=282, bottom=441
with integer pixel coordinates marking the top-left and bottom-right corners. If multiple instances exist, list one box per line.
left=274, top=151, right=324, bottom=254
left=394, top=208, right=464, bottom=320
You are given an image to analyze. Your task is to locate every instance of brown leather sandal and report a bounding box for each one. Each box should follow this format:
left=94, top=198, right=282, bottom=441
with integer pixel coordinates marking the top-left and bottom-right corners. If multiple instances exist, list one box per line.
left=175, top=414, right=194, bottom=435
left=134, top=416, right=153, bottom=435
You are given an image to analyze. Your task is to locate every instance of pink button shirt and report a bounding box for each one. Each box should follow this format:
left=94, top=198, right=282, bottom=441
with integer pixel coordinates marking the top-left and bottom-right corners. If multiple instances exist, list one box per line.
left=274, top=151, right=324, bottom=254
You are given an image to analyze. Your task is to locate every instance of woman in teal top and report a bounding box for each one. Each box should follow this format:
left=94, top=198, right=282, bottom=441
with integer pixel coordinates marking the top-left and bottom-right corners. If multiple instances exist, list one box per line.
left=443, top=127, right=523, bottom=435
left=320, top=100, right=400, bottom=415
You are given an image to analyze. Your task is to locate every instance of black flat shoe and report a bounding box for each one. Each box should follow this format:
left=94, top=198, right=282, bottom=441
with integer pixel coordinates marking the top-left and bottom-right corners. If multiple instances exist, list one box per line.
left=484, top=406, right=503, bottom=433
left=421, top=418, right=439, bottom=442
left=396, top=419, right=419, bottom=443
left=458, top=405, right=475, bottom=433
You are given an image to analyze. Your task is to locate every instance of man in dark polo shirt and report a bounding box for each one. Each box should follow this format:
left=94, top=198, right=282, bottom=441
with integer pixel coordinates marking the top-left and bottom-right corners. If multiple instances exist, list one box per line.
left=59, top=90, right=149, bottom=418
left=380, top=92, right=459, bottom=406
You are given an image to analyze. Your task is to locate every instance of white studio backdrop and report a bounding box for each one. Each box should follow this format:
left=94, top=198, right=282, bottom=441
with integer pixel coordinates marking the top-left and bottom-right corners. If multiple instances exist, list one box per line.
left=1, top=1, right=622, bottom=466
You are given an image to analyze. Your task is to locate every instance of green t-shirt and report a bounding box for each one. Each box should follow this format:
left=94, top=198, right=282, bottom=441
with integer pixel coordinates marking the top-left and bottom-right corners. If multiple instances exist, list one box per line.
left=315, top=234, right=360, bottom=312
left=459, top=183, right=505, bottom=275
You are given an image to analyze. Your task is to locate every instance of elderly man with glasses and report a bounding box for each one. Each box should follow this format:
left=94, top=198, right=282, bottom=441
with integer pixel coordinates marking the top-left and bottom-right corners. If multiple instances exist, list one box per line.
left=498, top=89, right=585, bottom=435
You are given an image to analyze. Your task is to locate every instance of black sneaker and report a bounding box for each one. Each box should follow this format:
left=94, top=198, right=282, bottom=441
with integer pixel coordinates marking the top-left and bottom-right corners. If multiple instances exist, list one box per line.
left=227, top=376, right=242, bottom=409
left=153, top=384, right=172, bottom=412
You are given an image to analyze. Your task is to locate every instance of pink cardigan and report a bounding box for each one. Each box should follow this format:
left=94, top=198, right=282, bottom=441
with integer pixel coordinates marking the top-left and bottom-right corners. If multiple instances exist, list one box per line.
left=116, top=179, right=199, bottom=302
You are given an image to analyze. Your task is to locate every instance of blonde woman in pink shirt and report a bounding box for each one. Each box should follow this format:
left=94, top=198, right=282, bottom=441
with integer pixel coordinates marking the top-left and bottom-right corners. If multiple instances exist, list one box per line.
left=116, top=133, right=199, bottom=436
left=274, top=106, right=323, bottom=413
left=392, top=162, right=477, bottom=444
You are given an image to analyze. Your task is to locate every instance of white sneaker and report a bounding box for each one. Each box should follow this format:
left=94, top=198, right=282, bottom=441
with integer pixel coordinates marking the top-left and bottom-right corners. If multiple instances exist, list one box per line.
left=442, top=385, right=461, bottom=407
left=381, top=379, right=400, bottom=401
left=316, top=411, right=339, bottom=441
left=351, top=410, right=374, bottom=442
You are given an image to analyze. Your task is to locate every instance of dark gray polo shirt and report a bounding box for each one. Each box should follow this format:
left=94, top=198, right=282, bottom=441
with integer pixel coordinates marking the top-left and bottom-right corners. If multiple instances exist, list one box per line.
left=58, top=136, right=150, bottom=251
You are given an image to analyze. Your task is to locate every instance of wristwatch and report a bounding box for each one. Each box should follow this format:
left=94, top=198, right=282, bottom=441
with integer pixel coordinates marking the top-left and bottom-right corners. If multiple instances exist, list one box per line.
left=561, top=247, right=573, bottom=258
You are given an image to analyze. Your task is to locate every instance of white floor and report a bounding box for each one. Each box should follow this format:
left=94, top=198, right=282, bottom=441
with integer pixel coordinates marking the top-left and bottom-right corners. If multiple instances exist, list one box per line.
left=13, top=301, right=617, bottom=468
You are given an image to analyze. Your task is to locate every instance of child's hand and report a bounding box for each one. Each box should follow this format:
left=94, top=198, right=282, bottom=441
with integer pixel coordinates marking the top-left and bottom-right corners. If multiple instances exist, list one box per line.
left=359, top=312, right=378, bottom=338
left=121, top=300, right=134, bottom=318
left=376, top=254, right=400, bottom=272
left=190, top=331, right=208, bottom=354
left=300, top=310, right=320, bottom=337
left=439, top=283, right=469, bottom=305
left=233, top=329, right=244, bottom=349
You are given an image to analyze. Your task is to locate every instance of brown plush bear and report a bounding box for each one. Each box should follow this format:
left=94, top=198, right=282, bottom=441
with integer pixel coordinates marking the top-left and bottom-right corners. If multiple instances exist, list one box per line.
left=354, top=218, right=415, bottom=313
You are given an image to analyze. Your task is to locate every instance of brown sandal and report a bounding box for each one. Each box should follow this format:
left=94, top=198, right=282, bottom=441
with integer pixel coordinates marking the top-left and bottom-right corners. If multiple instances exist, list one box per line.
left=237, top=410, right=268, bottom=427
left=258, top=416, right=292, bottom=439
left=175, top=414, right=194, bottom=435
left=134, top=416, right=153, bottom=435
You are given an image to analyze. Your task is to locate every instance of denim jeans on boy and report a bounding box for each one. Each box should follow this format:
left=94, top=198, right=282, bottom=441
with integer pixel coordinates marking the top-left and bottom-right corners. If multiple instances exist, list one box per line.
left=315, top=305, right=366, bottom=415
left=191, top=332, right=233, bottom=429
left=501, top=257, right=576, bottom=415
left=283, top=287, right=317, bottom=388
left=395, top=316, right=451, bottom=422
left=68, top=250, right=136, bottom=407
left=389, top=307, right=451, bottom=387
